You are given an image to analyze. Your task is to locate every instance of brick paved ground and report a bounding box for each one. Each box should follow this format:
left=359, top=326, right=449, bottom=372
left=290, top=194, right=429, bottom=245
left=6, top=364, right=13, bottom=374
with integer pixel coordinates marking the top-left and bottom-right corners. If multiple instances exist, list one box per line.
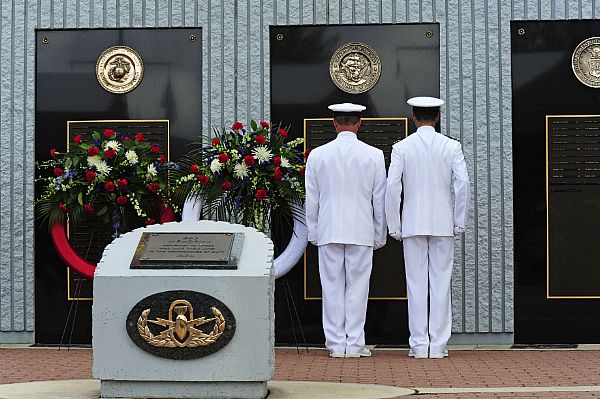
left=1, top=347, right=599, bottom=398
left=274, top=348, right=600, bottom=388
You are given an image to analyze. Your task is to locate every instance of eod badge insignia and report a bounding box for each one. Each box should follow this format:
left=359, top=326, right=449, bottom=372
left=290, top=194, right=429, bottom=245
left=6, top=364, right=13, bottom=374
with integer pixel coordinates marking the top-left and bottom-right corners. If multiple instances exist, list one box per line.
left=126, top=290, right=236, bottom=359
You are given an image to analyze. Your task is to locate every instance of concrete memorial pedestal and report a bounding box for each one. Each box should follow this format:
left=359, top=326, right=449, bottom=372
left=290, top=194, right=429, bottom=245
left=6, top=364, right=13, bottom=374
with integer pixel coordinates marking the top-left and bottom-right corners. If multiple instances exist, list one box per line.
left=92, top=221, right=274, bottom=399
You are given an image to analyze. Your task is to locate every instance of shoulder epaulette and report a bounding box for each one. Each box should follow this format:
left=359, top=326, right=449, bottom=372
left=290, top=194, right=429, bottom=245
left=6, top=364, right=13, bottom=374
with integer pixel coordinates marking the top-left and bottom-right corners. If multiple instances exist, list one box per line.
left=443, top=134, right=460, bottom=141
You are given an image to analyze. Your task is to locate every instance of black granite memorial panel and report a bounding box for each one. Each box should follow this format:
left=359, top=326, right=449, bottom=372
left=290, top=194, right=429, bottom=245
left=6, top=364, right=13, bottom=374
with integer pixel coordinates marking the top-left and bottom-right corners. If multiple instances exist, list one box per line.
left=270, top=23, right=440, bottom=345
left=35, top=28, right=202, bottom=344
left=512, top=20, right=600, bottom=343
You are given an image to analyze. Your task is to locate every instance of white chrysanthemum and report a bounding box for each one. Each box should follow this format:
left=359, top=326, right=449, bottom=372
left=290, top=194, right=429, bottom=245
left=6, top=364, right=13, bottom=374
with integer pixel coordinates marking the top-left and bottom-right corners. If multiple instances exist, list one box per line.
left=87, top=156, right=100, bottom=167
left=280, top=156, right=291, bottom=168
left=146, top=164, right=158, bottom=179
left=210, top=158, right=222, bottom=173
left=253, top=146, right=272, bottom=163
left=95, top=160, right=112, bottom=175
left=104, top=140, right=121, bottom=152
left=233, top=163, right=248, bottom=179
left=125, top=150, right=138, bottom=165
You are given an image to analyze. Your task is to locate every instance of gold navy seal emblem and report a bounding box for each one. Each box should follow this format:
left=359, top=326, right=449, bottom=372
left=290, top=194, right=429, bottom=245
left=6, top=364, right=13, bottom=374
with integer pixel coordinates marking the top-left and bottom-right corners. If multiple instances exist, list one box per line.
left=96, top=46, right=144, bottom=94
left=137, top=299, right=226, bottom=348
left=572, top=37, right=600, bottom=88
left=330, top=42, right=382, bottom=94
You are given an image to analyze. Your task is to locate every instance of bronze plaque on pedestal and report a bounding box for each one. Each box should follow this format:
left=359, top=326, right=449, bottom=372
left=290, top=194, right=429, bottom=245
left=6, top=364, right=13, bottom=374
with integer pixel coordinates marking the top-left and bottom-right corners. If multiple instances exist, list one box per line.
left=130, top=232, right=244, bottom=269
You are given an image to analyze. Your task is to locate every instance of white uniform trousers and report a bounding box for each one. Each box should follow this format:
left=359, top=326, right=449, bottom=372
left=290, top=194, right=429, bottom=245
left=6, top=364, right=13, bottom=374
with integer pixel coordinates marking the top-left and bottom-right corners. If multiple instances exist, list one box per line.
left=403, top=236, right=454, bottom=355
left=318, top=243, right=373, bottom=354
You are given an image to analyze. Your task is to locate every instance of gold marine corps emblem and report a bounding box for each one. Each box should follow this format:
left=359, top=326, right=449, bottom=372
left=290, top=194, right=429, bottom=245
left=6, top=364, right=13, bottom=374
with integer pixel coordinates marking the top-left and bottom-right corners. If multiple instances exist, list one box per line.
left=137, top=299, right=226, bottom=348
left=572, top=37, right=600, bottom=88
left=96, top=46, right=144, bottom=94
left=330, top=42, right=382, bottom=94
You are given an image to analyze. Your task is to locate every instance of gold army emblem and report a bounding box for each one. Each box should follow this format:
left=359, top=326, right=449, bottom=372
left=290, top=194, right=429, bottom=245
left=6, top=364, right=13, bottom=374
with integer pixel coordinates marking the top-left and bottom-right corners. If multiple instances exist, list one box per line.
left=330, top=42, right=382, bottom=94
left=572, top=37, right=600, bottom=88
left=96, top=46, right=144, bottom=94
left=137, top=299, right=226, bottom=348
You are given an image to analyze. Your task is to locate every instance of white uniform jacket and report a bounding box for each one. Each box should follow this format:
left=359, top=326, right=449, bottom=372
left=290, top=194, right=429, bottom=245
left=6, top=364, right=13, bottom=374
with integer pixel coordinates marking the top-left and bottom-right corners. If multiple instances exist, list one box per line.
left=305, top=131, right=387, bottom=249
left=385, top=126, right=470, bottom=238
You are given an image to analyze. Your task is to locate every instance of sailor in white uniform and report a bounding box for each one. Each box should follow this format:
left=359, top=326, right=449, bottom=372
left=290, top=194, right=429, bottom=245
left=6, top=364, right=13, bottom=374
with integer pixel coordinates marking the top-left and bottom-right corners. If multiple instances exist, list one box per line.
left=385, top=97, right=470, bottom=359
left=305, top=103, right=387, bottom=358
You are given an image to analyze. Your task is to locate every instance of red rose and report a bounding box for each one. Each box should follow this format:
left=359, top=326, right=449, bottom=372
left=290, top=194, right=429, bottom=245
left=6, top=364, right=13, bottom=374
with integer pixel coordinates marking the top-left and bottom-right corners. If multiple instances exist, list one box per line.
left=135, top=133, right=145, bottom=141
left=191, top=164, right=199, bottom=174
left=278, top=128, right=288, bottom=138
left=83, top=204, right=94, bottom=214
left=212, top=137, right=220, bottom=147
left=218, top=153, right=229, bottom=163
left=260, top=121, right=270, bottom=129
left=145, top=218, right=156, bottom=225
left=273, top=157, right=282, bottom=167
left=304, top=148, right=311, bottom=159
left=274, top=168, right=283, bottom=181
left=151, top=144, right=160, bottom=153
left=159, top=154, right=167, bottom=164
left=88, top=146, right=99, bottom=156
left=255, top=135, right=266, bottom=145
left=116, top=196, right=128, bottom=205
left=221, top=181, right=232, bottom=191
left=104, top=148, right=117, bottom=159
left=232, top=121, right=244, bottom=130
left=59, top=202, right=68, bottom=213
left=50, top=147, right=57, bottom=158
left=244, top=155, right=255, bottom=166
left=53, top=167, right=63, bottom=177
left=104, top=129, right=115, bottom=138
left=299, top=166, right=305, bottom=176
left=123, top=137, right=131, bottom=142
left=116, top=178, right=128, bottom=189
left=255, top=189, right=267, bottom=201
left=198, top=174, right=209, bottom=185
left=104, top=181, right=115, bottom=192
left=148, top=182, right=159, bottom=193
left=86, top=171, right=97, bottom=182
left=73, top=135, right=83, bottom=145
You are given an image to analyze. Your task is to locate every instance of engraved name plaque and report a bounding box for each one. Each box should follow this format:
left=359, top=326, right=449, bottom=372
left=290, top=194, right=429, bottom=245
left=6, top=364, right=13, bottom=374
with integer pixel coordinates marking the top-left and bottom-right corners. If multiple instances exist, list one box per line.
left=130, top=232, right=244, bottom=270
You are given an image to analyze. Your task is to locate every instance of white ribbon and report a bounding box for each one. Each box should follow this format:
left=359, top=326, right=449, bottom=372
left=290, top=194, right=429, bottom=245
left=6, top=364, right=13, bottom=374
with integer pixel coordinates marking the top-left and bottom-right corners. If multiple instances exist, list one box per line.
left=181, top=196, right=308, bottom=278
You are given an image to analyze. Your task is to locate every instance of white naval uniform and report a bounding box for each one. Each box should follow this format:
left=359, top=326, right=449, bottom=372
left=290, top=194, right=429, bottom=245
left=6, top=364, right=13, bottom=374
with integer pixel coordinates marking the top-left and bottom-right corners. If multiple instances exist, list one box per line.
left=385, top=125, right=470, bottom=356
left=305, top=131, right=387, bottom=355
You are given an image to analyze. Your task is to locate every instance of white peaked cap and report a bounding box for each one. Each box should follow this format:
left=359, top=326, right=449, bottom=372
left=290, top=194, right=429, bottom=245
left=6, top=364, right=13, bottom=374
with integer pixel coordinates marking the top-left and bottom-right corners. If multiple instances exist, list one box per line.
left=407, top=96, right=444, bottom=107
left=328, top=103, right=367, bottom=113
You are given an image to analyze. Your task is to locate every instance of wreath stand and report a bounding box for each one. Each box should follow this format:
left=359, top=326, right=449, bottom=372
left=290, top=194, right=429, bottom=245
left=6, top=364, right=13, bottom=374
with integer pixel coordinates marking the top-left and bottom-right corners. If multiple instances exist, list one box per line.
left=50, top=206, right=176, bottom=349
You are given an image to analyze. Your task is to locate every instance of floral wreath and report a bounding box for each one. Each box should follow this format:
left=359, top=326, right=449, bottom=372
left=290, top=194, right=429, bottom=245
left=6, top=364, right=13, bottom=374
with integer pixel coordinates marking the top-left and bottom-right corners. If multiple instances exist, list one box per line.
left=36, top=128, right=178, bottom=279
left=173, top=120, right=308, bottom=277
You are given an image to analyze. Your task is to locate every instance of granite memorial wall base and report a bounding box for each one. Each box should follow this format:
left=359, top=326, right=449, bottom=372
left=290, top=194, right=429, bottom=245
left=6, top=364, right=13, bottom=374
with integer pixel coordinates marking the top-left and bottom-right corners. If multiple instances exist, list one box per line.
left=92, top=221, right=274, bottom=399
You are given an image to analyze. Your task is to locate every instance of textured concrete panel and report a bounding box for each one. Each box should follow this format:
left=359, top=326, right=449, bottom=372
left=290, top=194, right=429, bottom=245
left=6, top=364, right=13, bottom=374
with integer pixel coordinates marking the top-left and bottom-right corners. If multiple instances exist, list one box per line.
left=474, top=0, right=490, bottom=333
left=1, top=0, right=14, bottom=332
left=11, top=0, right=26, bottom=332
left=223, top=0, right=236, bottom=125
left=24, top=0, right=37, bottom=332
left=408, top=0, right=420, bottom=22
left=500, top=0, right=514, bottom=332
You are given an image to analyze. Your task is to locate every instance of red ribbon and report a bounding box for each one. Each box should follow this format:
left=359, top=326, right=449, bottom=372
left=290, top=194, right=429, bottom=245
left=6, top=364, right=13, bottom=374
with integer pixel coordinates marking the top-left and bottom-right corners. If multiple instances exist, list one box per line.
left=50, top=208, right=176, bottom=280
